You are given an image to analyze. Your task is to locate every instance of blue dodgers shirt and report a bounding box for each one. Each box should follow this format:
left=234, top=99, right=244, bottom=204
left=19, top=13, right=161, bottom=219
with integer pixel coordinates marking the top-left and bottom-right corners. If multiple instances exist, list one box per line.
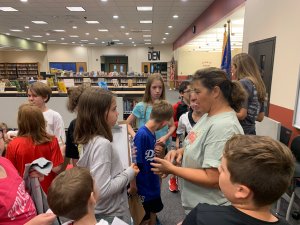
left=134, top=126, right=161, bottom=202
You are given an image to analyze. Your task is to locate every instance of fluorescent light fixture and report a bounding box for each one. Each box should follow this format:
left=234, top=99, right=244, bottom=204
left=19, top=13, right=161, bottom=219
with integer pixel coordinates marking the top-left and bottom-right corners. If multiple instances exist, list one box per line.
left=143, top=34, right=151, bottom=37
left=145, top=43, right=151, bottom=45
left=48, top=40, right=56, bottom=41
left=163, top=37, right=166, bottom=40
left=20, top=0, right=28, bottom=2
left=132, top=41, right=135, bottom=44
left=80, top=40, right=88, bottom=42
left=24, top=26, right=30, bottom=29
left=165, top=33, right=169, bottom=35
left=129, top=37, right=132, bottom=40
left=101, top=0, right=107, bottom=2
left=46, top=33, right=50, bottom=36
left=168, top=26, right=173, bottom=28
left=88, top=43, right=96, bottom=44
left=98, top=29, right=108, bottom=32
left=85, top=33, right=90, bottom=35
left=141, top=29, right=151, bottom=32
left=0, top=7, right=18, bottom=11
left=137, top=6, right=153, bottom=11
left=112, top=39, right=119, bottom=42
left=42, top=42, right=46, bottom=44
left=69, top=35, right=79, bottom=38
left=10, top=29, right=23, bottom=32
left=86, top=21, right=99, bottom=24
left=125, top=33, right=129, bottom=35
left=61, top=43, right=68, bottom=44
left=117, top=43, right=124, bottom=45
left=94, top=37, right=98, bottom=40
left=140, top=20, right=152, bottom=24
left=120, top=26, right=125, bottom=29
left=26, top=38, right=30, bottom=40
left=32, top=21, right=48, bottom=24
left=134, top=44, right=136, bottom=47
left=173, top=15, right=179, bottom=18
left=144, top=39, right=151, bottom=41
left=61, top=38, right=65, bottom=40
left=66, top=7, right=85, bottom=11
left=113, top=15, right=119, bottom=19
left=101, top=41, right=105, bottom=43
left=72, top=41, right=75, bottom=44
left=72, top=26, right=77, bottom=29
left=81, top=44, right=84, bottom=46
left=32, top=35, right=43, bottom=37
left=53, top=30, right=65, bottom=32
left=161, top=41, right=165, bottom=43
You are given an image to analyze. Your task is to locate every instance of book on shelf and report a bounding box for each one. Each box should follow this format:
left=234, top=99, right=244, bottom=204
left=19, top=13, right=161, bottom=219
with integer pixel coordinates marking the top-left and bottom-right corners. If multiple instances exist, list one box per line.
left=57, top=81, right=67, bottom=93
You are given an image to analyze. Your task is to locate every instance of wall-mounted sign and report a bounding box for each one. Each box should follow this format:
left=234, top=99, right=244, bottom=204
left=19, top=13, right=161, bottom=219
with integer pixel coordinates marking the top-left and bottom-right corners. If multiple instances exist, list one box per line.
left=148, top=51, right=160, bottom=61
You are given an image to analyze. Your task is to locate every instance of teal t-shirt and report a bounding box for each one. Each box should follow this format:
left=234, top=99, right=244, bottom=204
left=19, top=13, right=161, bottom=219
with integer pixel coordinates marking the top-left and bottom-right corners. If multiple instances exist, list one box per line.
left=181, top=111, right=244, bottom=213
left=132, top=102, right=169, bottom=143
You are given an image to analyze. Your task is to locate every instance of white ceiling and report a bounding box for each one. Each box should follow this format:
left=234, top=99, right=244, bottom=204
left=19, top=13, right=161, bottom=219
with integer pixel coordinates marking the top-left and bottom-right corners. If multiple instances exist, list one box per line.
left=182, top=6, right=245, bottom=52
left=0, top=0, right=216, bottom=47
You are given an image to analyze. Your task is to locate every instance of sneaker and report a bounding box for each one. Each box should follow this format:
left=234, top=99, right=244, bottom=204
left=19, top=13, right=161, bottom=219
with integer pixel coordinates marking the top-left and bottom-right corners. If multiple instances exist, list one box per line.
left=169, top=176, right=178, bottom=192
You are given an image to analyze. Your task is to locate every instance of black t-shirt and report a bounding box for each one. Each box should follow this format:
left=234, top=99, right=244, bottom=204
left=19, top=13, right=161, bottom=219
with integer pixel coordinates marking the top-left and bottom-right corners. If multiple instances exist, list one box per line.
left=183, top=203, right=289, bottom=225
left=65, top=119, right=79, bottom=159
left=176, top=102, right=189, bottom=121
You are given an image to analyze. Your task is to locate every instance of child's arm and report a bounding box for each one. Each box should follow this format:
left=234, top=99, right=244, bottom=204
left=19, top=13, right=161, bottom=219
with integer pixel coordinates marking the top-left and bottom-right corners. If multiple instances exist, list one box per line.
left=126, top=114, right=137, bottom=137
left=128, top=178, right=138, bottom=195
left=157, top=118, right=176, bottom=144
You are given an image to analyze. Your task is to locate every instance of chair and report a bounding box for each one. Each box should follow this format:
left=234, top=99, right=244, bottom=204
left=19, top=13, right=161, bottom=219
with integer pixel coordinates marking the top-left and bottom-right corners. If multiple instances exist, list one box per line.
left=280, top=125, right=292, bottom=146
left=285, top=136, right=300, bottom=221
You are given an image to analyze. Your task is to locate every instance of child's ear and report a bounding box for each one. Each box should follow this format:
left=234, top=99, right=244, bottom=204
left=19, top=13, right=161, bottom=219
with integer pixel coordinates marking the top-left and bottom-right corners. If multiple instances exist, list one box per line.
left=90, top=191, right=97, bottom=205
left=234, top=184, right=252, bottom=200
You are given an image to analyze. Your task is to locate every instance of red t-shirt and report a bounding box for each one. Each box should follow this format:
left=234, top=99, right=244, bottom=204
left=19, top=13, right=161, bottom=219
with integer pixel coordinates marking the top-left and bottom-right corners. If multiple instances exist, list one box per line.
left=0, top=157, right=36, bottom=224
left=6, top=136, right=64, bottom=193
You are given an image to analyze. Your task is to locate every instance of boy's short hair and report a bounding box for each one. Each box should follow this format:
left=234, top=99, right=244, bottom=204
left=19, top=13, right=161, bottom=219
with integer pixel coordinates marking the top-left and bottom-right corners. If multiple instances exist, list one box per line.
left=178, top=81, right=190, bottom=93
left=150, top=100, right=173, bottom=123
left=47, top=167, right=94, bottom=221
left=28, top=82, right=52, bottom=103
left=223, top=135, right=295, bottom=207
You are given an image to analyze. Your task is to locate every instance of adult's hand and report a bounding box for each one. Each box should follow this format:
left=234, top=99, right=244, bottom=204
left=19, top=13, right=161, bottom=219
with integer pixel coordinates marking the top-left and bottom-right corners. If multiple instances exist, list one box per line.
left=151, top=157, right=176, bottom=177
left=165, top=148, right=184, bottom=165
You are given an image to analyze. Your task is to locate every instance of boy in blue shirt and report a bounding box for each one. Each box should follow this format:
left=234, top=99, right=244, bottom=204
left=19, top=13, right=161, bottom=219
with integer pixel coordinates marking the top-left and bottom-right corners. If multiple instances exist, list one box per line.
left=132, top=100, right=173, bottom=225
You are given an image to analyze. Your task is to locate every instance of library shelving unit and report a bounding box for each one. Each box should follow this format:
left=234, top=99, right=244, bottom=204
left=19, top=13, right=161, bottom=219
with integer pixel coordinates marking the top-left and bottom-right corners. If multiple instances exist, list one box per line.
left=0, top=62, right=39, bottom=80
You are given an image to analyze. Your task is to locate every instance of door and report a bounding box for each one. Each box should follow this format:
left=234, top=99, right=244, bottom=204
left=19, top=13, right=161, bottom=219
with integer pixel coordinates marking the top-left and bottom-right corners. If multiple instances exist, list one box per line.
left=109, top=63, right=127, bottom=73
left=248, top=37, right=276, bottom=116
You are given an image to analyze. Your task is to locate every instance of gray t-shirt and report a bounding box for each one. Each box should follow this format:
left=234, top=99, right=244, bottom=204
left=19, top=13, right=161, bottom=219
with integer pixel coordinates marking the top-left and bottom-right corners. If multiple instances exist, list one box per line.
left=239, top=78, right=264, bottom=134
left=77, top=136, right=134, bottom=218
left=181, top=111, right=244, bottom=213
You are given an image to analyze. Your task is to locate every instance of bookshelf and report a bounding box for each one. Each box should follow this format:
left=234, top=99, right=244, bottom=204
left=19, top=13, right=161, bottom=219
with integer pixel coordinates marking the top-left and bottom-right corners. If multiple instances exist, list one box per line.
left=0, top=63, right=39, bottom=80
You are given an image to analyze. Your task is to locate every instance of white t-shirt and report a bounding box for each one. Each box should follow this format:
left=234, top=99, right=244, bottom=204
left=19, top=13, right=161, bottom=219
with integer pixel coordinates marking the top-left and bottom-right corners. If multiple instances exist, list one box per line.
left=177, top=111, right=194, bottom=136
left=43, top=109, right=66, bottom=145
left=62, top=219, right=109, bottom=225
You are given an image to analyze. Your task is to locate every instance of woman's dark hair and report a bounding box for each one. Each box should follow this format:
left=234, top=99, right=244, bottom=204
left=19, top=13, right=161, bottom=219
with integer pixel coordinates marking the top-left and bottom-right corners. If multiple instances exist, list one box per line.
left=192, top=67, right=247, bottom=112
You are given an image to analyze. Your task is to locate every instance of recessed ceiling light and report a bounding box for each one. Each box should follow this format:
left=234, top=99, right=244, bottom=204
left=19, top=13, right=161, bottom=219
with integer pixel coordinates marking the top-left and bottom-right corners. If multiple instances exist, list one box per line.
left=0, top=7, right=18, bottom=11
left=66, top=7, right=85, bottom=12
left=140, top=20, right=152, bottom=24
left=120, top=26, right=125, bottom=29
left=94, top=37, right=98, bottom=40
left=86, top=21, right=99, bottom=24
left=163, top=37, right=166, bottom=40
left=53, top=30, right=65, bottom=32
left=61, top=43, right=68, bottom=45
left=10, top=29, right=23, bottom=32
left=24, top=26, right=30, bottom=29
left=5, top=33, right=10, bottom=35
left=101, top=41, right=105, bottom=43
left=48, top=40, right=56, bottom=41
left=42, top=41, right=46, bottom=43
left=72, top=41, right=75, bottom=44
left=85, top=33, right=90, bottom=35
left=32, top=21, right=48, bottom=24
left=117, top=43, right=124, bottom=45
left=32, top=35, right=43, bottom=37
left=168, top=26, right=173, bottom=28
left=143, top=35, right=151, bottom=37
left=61, top=38, right=65, bottom=40
left=101, top=0, right=107, bottom=2
left=89, top=43, right=96, bottom=44
left=112, top=39, right=119, bottom=42
left=125, top=33, right=129, bottom=35
left=20, top=0, right=28, bottom=2
left=98, top=29, right=108, bottom=32
left=173, top=15, right=179, bottom=18
left=72, top=26, right=77, bottom=29
left=129, top=38, right=132, bottom=40
left=137, top=6, right=153, bottom=11
left=161, top=41, right=165, bottom=43
left=165, top=33, right=169, bottom=35
left=69, top=35, right=79, bottom=38
left=134, top=44, right=136, bottom=47
left=80, top=40, right=88, bottom=42
left=132, top=41, right=135, bottom=44
left=113, top=15, right=119, bottom=19
left=46, top=33, right=50, bottom=36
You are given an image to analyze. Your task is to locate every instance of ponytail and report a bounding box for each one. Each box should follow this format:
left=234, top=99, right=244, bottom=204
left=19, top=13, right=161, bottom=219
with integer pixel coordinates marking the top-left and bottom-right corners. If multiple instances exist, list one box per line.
left=229, top=81, right=247, bottom=112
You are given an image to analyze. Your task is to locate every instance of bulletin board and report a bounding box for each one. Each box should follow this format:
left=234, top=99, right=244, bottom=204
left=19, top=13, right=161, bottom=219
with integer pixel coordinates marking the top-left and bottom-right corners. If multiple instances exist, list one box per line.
left=293, top=65, right=300, bottom=129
